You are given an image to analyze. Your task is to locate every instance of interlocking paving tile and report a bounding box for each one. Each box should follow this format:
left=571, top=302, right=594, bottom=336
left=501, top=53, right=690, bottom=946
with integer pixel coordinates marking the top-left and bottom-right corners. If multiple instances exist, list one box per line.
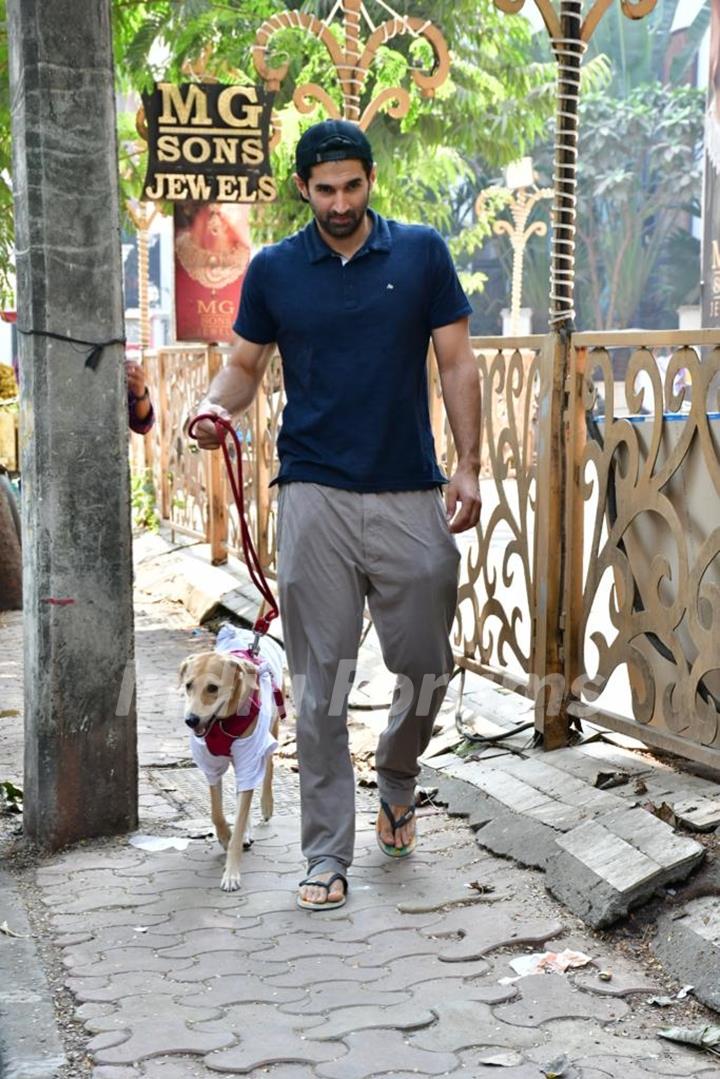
left=70, top=920, right=186, bottom=948
left=65, top=970, right=198, bottom=1005
left=315, top=1029, right=458, bottom=1079
left=574, top=963, right=661, bottom=997
left=42, top=887, right=164, bottom=916
left=173, top=952, right=291, bottom=983
left=52, top=911, right=170, bottom=934
left=129, top=889, right=262, bottom=917
left=396, top=890, right=507, bottom=914
left=155, top=930, right=280, bottom=960
left=352, top=927, right=442, bottom=967
left=412, top=977, right=518, bottom=1008
left=493, top=973, right=629, bottom=1026
left=315, top=903, right=443, bottom=942
left=279, top=981, right=412, bottom=1016
left=66, top=949, right=196, bottom=979
left=199, top=976, right=305, bottom=1009
left=456, top=1055, right=544, bottom=1079
left=371, top=953, right=490, bottom=992
left=143, top=910, right=261, bottom=936
left=419, top=905, right=564, bottom=962
left=409, top=998, right=542, bottom=1053
left=82, top=996, right=222, bottom=1034
left=265, top=955, right=389, bottom=989
left=93, top=1066, right=142, bottom=1079
left=303, top=1001, right=437, bottom=1041
left=126, top=1056, right=213, bottom=1078
left=243, top=934, right=367, bottom=964
left=200, top=1004, right=342, bottom=1073
left=225, top=1068, right=313, bottom=1079
left=89, top=1020, right=236, bottom=1066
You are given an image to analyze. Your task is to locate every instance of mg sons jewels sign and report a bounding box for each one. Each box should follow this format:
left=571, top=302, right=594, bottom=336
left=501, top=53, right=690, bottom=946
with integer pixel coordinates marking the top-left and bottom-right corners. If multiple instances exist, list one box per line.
left=141, top=82, right=276, bottom=203
left=140, top=82, right=276, bottom=343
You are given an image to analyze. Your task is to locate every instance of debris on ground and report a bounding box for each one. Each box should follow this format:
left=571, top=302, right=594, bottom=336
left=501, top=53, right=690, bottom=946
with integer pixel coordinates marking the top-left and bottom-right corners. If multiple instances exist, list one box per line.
left=506, top=949, right=593, bottom=979
left=659, top=1023, right=720, bottom=1055
left=0, top=779, right=22, bottom=814
left=128, top=834, right=190, bottom=851
left=594, top=770, right=630, bottom=790
left=0, top=919, right=28, bottom=938
left=643, top=800, right=678, bottom=827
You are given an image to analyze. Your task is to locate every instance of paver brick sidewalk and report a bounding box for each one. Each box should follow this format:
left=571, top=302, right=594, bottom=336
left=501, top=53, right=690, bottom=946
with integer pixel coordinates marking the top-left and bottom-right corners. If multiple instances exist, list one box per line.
left=2, top=600, right=720, bottom=1078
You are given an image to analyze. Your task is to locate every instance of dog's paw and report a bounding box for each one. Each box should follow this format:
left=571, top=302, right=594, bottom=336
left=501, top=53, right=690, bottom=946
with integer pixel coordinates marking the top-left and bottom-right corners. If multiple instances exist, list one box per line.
left=221, top=867, right=242, bottom=892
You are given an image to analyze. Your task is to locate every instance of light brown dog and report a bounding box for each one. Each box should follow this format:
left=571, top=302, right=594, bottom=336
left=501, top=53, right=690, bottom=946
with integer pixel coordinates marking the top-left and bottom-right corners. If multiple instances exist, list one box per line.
left=179, top=650, right=279, bottom=891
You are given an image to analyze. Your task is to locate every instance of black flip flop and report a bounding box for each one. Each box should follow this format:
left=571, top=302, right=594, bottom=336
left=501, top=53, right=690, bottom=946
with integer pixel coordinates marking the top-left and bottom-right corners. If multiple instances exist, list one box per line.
left=296, top=872, right=348, bottom=911
left=377, top=799, right=417, bottom=858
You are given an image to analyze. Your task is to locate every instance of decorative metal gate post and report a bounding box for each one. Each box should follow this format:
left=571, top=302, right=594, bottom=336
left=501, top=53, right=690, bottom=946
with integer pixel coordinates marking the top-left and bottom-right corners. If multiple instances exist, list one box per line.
left=493, top=0, right=657, bottom=747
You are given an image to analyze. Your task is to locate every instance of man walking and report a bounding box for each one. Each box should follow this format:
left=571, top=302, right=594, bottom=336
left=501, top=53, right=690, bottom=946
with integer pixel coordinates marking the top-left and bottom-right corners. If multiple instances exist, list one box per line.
left=191, top=119, right=481, bottom=910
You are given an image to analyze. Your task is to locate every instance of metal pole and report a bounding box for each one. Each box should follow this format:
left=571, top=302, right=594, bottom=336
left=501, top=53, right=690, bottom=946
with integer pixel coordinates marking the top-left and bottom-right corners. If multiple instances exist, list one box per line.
left=549, top=0, right=585, bottom=330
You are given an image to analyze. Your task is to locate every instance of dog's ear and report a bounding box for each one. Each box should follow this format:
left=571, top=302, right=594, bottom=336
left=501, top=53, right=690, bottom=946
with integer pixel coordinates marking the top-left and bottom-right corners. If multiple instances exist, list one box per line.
left=178, top=658, right=191, bottom=689
left=178, top=655, right=207, bottom=689
left=230, top=656, right=258, bottom=701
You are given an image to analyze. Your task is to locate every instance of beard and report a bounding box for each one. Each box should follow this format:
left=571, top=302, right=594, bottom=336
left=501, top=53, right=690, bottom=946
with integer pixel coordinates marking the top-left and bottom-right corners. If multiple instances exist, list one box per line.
left=313, top=196, right=369, bottom=239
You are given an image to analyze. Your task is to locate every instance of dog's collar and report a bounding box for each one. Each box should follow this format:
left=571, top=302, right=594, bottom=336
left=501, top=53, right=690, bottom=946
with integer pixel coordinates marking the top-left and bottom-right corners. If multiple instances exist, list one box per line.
left=196, top=710, right=257, bottom=742
left=195, top=689, right=262, bottom=758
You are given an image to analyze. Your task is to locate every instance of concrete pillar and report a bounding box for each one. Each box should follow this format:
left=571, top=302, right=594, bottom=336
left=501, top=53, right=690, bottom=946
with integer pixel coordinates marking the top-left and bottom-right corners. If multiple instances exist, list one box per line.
left=8, top=0, right=138, bottom=847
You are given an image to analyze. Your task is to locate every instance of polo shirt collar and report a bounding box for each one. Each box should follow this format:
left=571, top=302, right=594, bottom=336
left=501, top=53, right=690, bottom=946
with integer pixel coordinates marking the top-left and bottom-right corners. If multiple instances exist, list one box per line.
left=302, top=210, right=392, bottom=263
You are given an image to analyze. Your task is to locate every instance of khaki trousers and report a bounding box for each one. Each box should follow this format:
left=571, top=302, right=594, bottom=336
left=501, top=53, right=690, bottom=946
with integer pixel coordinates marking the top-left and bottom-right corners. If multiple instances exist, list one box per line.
left=277, top=482, right=460, bottom=878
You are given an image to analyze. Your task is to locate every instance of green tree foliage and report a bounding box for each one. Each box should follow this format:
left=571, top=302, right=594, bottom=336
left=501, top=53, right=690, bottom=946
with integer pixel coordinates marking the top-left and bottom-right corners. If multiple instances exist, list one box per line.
left=112, top=0, right=557, bottom=240
left=514, top=1, right=708, bottom=332
left=0, top=0, right=558, bottom=306
left=573, top=83, right=703, bottom=330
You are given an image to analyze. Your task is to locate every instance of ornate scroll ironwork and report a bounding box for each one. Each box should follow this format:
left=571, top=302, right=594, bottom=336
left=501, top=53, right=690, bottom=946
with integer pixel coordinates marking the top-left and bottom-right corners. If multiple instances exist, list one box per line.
left=434, top=337, right=542, bottom=685
left=574, top=334, right=720, bottom=761
left=252, top=0, right=450, bottom=130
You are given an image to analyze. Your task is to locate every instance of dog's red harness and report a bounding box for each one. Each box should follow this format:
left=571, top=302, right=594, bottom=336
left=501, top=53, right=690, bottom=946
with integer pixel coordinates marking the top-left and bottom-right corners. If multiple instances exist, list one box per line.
left=198, top=649, right=287, bottom=758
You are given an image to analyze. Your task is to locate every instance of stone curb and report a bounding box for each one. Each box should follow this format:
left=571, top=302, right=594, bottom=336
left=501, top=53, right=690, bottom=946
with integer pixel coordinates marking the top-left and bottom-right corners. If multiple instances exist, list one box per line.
left=424, top=768, right=706, bottom=931
left=654, top=904, right=720, bottom=1013
left=0, top=868, right=65, bottom=1079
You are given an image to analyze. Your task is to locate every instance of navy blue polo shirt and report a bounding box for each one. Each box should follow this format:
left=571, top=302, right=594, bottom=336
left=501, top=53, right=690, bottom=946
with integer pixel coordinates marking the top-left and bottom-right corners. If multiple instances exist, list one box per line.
left=233, top=210, right=471, bottom=491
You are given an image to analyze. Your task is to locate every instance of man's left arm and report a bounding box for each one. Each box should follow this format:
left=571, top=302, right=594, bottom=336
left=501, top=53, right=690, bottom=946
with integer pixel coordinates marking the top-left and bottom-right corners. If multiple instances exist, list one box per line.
left=432, top=317, right=481, bottom=534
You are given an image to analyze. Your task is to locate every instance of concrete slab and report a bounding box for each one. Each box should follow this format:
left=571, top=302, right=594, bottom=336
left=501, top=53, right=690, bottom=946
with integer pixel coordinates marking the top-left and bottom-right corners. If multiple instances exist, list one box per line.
left=655, top=896, right=720, bottom=1012
left=547, top=812, right=704, bottom=928
left=671, top=795, right=720, bottom=831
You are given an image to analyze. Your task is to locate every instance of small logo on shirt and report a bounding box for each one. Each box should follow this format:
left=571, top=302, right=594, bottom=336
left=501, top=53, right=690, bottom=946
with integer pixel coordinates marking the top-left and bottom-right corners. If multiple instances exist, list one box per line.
left=386, top=283, right=395, bottom=290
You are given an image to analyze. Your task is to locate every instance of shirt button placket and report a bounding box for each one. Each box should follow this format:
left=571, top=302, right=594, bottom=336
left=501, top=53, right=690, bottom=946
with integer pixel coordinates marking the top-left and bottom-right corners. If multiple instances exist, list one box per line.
left=343, top=261, right=357, bottom=310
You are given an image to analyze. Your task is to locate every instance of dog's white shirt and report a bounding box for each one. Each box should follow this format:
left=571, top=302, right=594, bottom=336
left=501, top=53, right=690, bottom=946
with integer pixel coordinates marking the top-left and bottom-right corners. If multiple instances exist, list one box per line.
left=190, top=625, right=280, bottom=793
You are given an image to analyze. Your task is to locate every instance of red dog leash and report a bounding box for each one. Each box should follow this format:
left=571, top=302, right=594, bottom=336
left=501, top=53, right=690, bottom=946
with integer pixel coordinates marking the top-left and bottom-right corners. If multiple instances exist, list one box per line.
left=188, top=413, right=279, bottom=650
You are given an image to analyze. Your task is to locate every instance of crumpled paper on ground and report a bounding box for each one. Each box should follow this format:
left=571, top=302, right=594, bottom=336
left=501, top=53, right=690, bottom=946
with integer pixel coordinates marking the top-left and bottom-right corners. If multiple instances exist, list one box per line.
left=501, top=948, right=593, bottom=981
left=129, top=834, right=190, bottom=852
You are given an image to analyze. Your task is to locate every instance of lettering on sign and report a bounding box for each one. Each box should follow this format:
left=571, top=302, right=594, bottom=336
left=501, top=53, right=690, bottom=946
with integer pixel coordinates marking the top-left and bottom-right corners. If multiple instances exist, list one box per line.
left=141, top=82, right=276, bottom=203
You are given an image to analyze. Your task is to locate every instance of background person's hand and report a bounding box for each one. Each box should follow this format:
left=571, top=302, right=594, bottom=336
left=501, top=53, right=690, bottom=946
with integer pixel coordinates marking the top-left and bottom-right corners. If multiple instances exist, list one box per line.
left=187, top=401, right=233, bottom=450
left=444, top=467, right=481, bottom=534
left=125, top=360, right=147, bottom=398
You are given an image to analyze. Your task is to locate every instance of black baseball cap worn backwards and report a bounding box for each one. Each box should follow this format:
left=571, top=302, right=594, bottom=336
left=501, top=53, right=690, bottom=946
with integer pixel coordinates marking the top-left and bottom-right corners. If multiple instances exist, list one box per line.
left=295, top=120, right=374, bottom=178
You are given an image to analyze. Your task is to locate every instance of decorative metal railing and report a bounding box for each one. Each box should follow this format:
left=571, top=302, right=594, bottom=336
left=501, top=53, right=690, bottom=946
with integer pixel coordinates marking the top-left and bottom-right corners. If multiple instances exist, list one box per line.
left=567, top=330, right=720, bottom=768
left=138, top=327, right=720, bottom=769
